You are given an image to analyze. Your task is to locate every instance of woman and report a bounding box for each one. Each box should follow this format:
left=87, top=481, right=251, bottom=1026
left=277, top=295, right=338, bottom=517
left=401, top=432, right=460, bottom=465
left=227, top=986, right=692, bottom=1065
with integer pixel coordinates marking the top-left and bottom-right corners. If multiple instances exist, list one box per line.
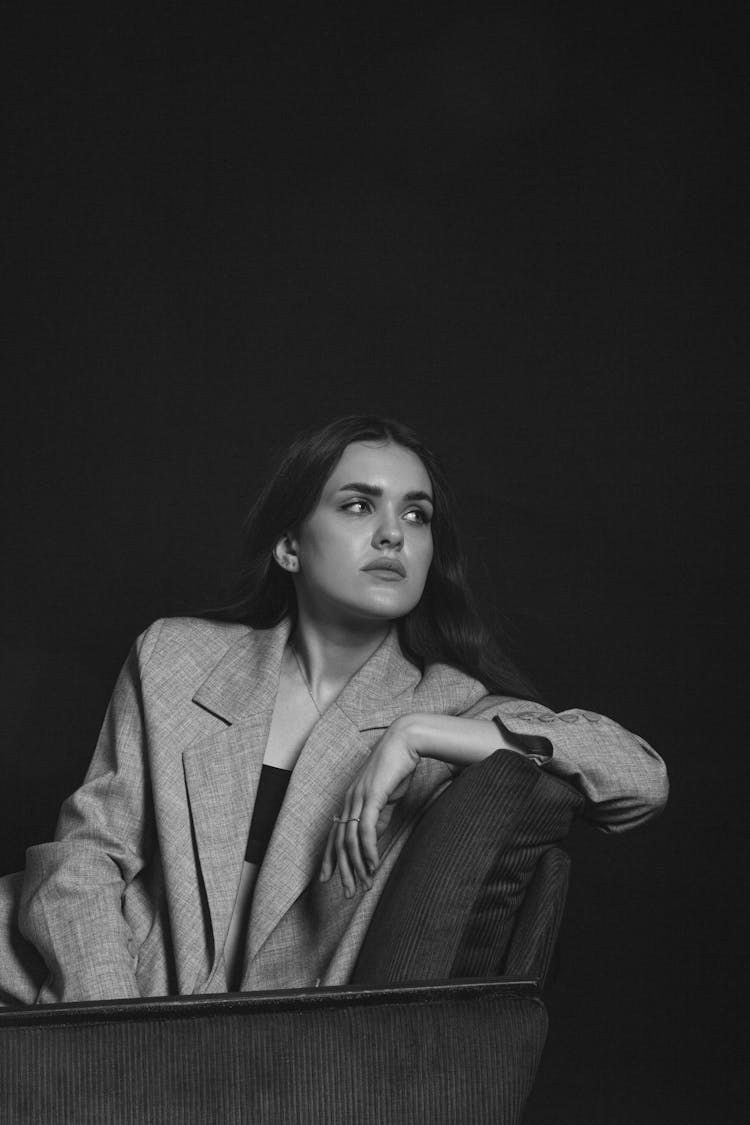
left=1, top=415, right=668, bottom=1005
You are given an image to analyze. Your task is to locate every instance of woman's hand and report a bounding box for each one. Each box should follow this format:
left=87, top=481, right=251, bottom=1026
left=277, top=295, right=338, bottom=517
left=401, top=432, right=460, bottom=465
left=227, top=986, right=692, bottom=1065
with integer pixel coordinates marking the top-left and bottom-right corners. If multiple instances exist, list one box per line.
left=318, top=710, right=509, bottom=898
left=319, top=717, right=420, bottom=898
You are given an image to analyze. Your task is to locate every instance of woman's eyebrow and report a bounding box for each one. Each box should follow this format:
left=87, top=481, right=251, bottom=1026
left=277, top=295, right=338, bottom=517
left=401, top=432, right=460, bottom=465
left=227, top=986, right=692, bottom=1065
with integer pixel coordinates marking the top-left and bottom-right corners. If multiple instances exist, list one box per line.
left=337, top=482, right=434, bottom=504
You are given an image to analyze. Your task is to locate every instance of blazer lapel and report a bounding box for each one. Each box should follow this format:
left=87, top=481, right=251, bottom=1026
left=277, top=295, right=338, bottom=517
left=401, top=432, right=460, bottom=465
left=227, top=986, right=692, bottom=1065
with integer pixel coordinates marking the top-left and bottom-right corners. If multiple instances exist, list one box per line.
left=182, top=619, right=291, bottom=983
left=244, top=627, right=423, bottom=967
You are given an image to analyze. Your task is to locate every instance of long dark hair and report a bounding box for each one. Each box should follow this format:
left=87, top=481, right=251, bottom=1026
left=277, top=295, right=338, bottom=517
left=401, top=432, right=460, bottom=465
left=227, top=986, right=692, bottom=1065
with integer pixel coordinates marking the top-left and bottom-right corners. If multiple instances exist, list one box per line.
left=208, top=415, right=542, bottom=702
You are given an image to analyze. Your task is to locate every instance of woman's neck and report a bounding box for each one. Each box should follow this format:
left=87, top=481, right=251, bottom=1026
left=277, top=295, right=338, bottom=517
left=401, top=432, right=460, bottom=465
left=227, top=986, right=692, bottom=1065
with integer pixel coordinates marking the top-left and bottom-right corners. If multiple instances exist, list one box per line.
left=290, top=610, right=391, bottom=703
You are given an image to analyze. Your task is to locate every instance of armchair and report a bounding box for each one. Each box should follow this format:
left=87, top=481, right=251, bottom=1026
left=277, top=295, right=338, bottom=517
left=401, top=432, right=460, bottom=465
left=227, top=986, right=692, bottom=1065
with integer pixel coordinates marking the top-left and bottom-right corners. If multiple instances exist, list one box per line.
left=0, top=749, right=583, bottom=1124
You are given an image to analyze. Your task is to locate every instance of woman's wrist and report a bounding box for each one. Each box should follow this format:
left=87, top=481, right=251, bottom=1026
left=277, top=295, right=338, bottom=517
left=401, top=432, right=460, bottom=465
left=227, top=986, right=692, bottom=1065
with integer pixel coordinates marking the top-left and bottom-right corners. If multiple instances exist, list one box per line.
left=389, top=713, right=427, bottom=757
left=393, top=712, right=506, bottom=767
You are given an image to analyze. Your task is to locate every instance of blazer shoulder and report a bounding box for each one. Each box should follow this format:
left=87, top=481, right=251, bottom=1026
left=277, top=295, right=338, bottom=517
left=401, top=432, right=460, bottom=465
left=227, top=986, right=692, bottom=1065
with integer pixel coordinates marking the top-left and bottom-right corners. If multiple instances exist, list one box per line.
left=416, top=661, right=489, bottom=714
left=134, top=616, right=252, bottom=677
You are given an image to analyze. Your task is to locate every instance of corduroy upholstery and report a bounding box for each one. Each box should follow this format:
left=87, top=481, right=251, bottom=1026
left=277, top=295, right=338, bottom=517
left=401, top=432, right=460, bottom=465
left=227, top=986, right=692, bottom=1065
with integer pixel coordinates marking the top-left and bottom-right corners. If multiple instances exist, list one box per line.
left=504, top=846, right=571, bottom=987
left=352, top=748, right=583, bottom=984
left=0, top=981, right=546, bottom=1125
left=0, top=750, right=579, bottom=1124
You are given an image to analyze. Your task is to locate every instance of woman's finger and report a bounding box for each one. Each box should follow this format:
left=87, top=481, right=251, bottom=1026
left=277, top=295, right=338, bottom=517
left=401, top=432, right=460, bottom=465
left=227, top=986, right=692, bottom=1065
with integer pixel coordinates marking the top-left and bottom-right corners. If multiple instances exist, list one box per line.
left=321, top=786, right=355, bottom=882
left=329, top=792, right=357, bottom=896
left=344, top=808, right=372, bottom=890
left=335, top=820, right=357, bottom=898
left=359, top=797, right=380, bottom=876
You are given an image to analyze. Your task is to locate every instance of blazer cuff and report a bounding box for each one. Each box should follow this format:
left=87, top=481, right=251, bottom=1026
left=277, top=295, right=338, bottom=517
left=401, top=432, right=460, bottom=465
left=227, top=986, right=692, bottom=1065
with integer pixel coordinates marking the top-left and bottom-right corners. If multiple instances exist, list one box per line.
left=491, top=715, right=552, bottom=766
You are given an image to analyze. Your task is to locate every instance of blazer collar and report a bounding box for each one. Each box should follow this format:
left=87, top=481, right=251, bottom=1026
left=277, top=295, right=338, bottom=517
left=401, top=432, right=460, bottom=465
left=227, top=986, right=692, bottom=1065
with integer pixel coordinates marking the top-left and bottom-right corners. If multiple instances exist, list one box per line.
left=191, top=618, right=436, bottom=732
left=191, top=618, right=292, bottom=724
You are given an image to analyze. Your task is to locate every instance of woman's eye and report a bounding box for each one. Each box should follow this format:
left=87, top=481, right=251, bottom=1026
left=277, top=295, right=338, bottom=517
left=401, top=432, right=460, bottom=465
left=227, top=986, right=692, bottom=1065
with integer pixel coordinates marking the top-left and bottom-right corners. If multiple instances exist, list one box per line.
left=404, top=509, right=430, bottom=525
left=343, top=499, right=371, bottom=514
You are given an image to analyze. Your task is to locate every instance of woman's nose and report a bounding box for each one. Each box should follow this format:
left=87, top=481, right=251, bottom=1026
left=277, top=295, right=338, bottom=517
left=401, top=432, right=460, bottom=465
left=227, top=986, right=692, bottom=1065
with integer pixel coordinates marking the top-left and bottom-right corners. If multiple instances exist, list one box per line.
left=372, top=513, right=404, bottom=548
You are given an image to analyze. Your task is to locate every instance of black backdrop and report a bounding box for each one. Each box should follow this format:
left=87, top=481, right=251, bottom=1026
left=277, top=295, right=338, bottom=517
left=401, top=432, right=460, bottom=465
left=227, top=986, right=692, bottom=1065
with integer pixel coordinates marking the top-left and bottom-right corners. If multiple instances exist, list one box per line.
left=1, top=4, right=745, bottom=1121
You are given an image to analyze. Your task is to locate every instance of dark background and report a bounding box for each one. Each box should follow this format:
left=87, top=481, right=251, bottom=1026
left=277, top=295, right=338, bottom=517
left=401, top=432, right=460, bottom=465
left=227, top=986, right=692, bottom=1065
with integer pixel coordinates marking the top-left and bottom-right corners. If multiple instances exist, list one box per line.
left=1, top=3, right=745, bottom=1121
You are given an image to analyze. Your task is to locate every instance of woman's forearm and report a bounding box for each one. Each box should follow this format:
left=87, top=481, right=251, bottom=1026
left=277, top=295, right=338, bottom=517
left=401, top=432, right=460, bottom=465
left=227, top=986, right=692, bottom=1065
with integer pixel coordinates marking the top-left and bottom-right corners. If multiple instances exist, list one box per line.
left=399, top=702, right=668, bottom=832
left=392, top=712, right=533, bottom=767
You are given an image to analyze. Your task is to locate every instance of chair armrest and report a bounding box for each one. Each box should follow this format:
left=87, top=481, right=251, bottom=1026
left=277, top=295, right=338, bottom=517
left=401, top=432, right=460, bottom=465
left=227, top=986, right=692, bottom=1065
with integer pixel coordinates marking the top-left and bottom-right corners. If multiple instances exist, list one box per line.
left=504, top=846, right=571, bottom=986
left=1, top=978, right=547, bottom=1125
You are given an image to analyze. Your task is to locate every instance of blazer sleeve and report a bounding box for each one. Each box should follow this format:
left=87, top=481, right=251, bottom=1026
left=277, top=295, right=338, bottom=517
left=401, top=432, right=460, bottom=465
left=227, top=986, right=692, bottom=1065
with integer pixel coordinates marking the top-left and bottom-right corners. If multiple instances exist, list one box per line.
left=18, top=623, right=162, bottom=1003
left=459, top=694, right=669, bottom=833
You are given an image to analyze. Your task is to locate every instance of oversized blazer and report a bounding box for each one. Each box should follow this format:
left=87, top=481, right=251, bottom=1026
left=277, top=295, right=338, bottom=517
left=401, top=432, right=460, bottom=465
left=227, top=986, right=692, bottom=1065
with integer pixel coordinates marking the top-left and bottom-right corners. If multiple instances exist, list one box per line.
left=1, top=616, right=668, bottom=1007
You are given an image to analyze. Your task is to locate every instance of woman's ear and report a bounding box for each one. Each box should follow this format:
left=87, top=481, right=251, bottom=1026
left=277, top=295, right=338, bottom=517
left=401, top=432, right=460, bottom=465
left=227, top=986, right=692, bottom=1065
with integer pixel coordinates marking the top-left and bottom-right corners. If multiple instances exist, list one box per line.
left=272, top=533, right=300, bottom=573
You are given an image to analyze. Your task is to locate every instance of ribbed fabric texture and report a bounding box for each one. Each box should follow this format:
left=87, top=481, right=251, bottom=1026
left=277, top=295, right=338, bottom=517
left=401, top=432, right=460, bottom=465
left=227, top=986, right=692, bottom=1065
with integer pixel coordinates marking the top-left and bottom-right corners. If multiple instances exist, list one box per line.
left=503, top=847, right=570, bottom=987
left=352, top=749, right=583, bottom=984
left=0, top=988, right=546, bottom=1124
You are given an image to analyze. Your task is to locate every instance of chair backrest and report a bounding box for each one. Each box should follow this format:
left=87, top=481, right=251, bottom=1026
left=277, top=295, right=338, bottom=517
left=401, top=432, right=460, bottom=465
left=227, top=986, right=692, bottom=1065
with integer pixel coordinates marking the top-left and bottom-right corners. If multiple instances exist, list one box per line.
left=351, top=748, right=582, bottom=986
left=0, top=979, right=548, bottom=1125
left=503, top=845, right=571, bottom=987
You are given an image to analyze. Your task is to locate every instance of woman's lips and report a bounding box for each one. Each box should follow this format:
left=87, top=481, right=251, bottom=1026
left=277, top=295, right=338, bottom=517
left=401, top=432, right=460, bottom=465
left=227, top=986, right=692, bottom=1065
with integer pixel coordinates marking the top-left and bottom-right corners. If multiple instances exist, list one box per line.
left=361, top=558, right=407, bottom=578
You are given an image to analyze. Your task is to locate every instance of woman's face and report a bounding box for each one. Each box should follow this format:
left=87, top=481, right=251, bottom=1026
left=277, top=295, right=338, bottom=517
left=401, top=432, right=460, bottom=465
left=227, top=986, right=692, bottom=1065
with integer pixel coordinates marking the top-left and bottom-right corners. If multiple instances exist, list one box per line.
left=284, top=441, right=435, bottom=627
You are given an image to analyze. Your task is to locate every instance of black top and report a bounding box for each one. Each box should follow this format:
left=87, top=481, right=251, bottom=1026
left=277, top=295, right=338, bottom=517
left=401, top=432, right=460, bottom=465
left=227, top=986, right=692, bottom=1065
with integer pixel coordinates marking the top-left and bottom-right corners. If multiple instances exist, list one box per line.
left=244, top=763, right=292, bottom=864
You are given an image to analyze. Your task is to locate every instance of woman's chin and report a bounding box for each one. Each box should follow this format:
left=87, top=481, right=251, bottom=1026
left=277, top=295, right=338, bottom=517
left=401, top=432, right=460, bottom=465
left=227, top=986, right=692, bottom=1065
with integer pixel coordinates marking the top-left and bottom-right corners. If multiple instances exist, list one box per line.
left=302, top=585, right=422, bottom=628
left=359, top=589, right=420, bottom=619
left=333, top=597, right=415, bottom=628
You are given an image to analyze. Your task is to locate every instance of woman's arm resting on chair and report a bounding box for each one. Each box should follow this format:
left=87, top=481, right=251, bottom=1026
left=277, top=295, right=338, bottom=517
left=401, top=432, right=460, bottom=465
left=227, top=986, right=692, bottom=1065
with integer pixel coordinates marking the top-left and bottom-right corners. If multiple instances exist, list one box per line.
left=320, top=705, right=668, bottom=895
